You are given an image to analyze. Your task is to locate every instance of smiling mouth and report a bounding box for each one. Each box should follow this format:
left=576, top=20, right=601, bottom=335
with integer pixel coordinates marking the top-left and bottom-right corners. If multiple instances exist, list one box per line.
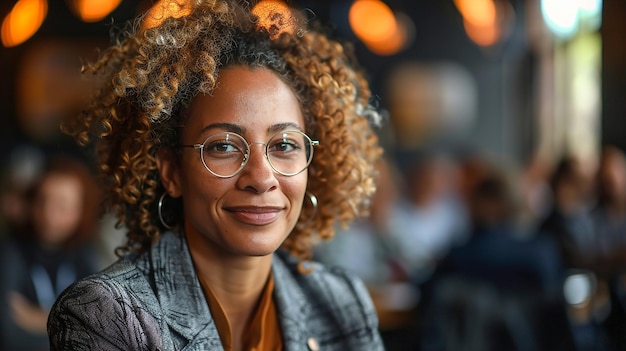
left=224, top=206, right=283, bottom=225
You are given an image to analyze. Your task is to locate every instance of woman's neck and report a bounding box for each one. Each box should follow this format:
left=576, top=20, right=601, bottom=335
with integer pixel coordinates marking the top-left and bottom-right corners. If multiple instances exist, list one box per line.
left=184, top=223, right=272, bottom=333
left=195, top=253, right=271, bottom=309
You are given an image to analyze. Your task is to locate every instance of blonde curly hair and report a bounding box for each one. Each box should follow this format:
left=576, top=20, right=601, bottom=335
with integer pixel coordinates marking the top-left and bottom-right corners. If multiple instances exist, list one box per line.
left=64, top=0, right=382, bottom=263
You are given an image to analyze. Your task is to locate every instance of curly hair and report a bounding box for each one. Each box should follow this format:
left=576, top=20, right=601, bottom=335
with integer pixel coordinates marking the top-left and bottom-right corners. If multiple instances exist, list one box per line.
left=64, top=0, right=382, bottom=263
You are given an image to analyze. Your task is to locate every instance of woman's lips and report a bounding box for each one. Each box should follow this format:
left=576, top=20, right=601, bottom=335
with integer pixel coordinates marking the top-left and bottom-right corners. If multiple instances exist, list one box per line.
left=224, top=206, right=283, bottom=225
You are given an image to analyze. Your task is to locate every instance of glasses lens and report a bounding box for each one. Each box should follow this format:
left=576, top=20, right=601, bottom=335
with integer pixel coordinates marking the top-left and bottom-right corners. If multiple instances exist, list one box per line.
left=201, top=132, right=248, bottom=177
left=267, top=131, right=313, bottom=176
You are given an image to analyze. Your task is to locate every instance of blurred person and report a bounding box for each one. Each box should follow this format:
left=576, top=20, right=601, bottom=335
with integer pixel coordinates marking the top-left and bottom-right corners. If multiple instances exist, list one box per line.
left=591, top=146, right=626, bottom=350
left=535, top=156, right=619, bottom=350
left=0, top=144, right=45, bottom=239
left=0, top=155, right=101, bottom=351
left=419, top=167, right=572, bottom=351
left=591, top=145, right=626, bottom=272
left=538, top=156, right=597, bottom=270
left=387, top=151, right=469, bottom=283
left=47, top=1, right=385, bottom=350
left=436, top=167, right=562, bottom=294
left=518, top=153, right=553, bottom=228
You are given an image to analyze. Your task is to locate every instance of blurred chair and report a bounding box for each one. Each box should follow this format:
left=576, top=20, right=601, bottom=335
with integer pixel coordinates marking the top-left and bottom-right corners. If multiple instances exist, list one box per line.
left=422, top=276, right=540, bottom=351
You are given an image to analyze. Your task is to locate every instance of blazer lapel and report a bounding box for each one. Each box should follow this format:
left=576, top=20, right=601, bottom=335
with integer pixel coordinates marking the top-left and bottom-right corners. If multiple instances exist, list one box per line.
left=272, top=253, right=316, bottom=351
left=150, top=231, right=224, bottom=350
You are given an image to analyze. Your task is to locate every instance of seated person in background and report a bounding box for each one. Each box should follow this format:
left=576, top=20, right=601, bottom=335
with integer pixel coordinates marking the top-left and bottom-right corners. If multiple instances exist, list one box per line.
left=388, top=152, right=469, bottom=284
left=418, top=168, right=569, bottom=351
left=0, top=155, right=100, bottom=351
left=591, top=145, right=626, bottom=274
left=437, top=169, right=562, bottom=294
left=538, top=156, right=597, bottom=271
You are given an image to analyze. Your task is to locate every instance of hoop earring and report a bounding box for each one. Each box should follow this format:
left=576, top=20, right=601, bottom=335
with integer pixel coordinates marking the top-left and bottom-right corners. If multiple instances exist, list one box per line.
left=307, top=192, right=318, bottom=218
left=158, top=192, right=175, bottom=229
left=297, top=192, right=318, bottom=231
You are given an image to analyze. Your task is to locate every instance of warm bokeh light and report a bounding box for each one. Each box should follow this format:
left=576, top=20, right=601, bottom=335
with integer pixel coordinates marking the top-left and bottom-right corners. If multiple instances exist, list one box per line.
left=366, top=28, right=404, bottom=56
left=454, top=0, right=509, bottom=47
left=69, top=0, right=122, bottom=23
left=349, top=0, right=411, bottom=56
left=463, top=20, right=499, bottom=47
left=454, top=0, right=496, bottom=27
left=366, top=12, right=413, bottom=56
left=143, top=0, right=192, bottom=29
left=1, top=0, right=48, bottom=48
left=251, top=0, right=296, bottom=38
left=349, top=0, right=397, bottom=44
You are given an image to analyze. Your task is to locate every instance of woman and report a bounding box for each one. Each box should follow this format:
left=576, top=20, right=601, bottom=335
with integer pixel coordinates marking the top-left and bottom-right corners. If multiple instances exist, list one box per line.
left=1, top=155, right=100, bottom=351
left=47, top=1, right=384, bottom=350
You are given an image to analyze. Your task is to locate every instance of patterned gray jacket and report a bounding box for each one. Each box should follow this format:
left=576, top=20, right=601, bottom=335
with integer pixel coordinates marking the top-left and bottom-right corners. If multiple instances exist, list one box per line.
left=47, top=230, right=384, bottom=350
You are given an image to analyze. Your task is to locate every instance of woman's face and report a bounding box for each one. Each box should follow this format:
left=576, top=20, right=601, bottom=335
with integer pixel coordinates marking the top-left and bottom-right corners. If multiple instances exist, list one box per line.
left=32, top=174, right=83, bottom=246
left=161, top=66, right=308, bottom=258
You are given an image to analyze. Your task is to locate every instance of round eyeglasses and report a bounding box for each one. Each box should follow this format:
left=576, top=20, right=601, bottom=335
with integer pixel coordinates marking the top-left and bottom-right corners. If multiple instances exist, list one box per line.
left=179, top=130, right=319, bottom=178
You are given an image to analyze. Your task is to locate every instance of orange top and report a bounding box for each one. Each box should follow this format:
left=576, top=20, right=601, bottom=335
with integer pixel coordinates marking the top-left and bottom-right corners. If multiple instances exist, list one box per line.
left=198, top=272, right=283, bottom=351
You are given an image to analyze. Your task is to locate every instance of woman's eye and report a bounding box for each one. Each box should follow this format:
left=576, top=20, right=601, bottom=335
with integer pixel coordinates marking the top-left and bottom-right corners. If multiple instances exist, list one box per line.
left=207, top=142, right=240, bottom=153
left=270, top=140, right=300, bottom=153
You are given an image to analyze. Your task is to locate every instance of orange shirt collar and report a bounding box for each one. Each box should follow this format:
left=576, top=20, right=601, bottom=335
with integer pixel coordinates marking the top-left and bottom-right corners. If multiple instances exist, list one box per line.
left=199, top=271, right=282, bottom=351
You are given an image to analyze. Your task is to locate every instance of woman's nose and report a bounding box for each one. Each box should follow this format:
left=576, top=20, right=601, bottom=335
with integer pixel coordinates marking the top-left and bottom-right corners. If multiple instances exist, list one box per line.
left=236, top=144, right=278, bottom=193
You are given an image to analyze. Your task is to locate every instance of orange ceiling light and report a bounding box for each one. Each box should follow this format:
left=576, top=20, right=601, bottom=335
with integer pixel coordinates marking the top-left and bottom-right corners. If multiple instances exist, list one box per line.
left=1, top=0, right=48, bottom=48
left=143, top=0, right=192, bottom=29
left=349, top=0, right=408, bottom=56
left=349, top=0, right=396, bottom=44
left=454, top=0, right=496, bottom=27
left=68, top=0, right=122, bottom=23
left=454, top=0, right=502, bottom=47
left=251, top=0, right=296, bottom=38
left=367, top=12, right=413, bottom=56
left=463, top=20, right=499, bottom=47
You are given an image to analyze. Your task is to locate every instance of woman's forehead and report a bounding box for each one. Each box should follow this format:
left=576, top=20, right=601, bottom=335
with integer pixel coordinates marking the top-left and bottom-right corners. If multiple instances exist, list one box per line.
left=183, top=66, right=305, bottom=138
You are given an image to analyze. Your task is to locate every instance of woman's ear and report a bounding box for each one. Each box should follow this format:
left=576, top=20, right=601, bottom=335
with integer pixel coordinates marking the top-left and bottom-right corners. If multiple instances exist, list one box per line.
left=156, top=149, right=183, bottom=198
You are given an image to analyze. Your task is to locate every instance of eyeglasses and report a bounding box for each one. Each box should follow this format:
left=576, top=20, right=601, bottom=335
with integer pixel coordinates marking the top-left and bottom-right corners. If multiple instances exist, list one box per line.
left=179, top=130, right=319, bottom=178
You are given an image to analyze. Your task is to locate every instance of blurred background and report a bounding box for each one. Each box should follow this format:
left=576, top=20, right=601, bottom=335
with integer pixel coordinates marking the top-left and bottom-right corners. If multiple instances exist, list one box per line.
left=1, top=0, right=626, bottom=350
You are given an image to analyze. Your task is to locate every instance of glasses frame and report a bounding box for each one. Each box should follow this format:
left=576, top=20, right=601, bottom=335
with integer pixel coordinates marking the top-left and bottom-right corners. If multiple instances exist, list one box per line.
left=179, top=130, right=319, bottom=178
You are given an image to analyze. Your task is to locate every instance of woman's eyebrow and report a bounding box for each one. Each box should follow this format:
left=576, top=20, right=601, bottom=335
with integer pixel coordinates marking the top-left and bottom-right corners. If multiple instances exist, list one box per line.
left=196, top=122, right=301, bottom=136
left=199, top=123, right=245, bottom=135
left=268, top=122, right=302, bottom=134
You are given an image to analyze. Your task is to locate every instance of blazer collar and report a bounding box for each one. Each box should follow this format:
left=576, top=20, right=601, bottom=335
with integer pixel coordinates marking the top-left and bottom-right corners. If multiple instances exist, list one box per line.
left=272, top=252, right=316, bottom=350
left=148, top=231, right=314, bottom=350
left=149, top=230, right=223, bottom=348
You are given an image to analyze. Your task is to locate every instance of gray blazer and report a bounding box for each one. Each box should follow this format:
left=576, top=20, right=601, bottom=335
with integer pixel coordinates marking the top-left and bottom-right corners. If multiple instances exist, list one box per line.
left=47, top=231, right=384, bottom=350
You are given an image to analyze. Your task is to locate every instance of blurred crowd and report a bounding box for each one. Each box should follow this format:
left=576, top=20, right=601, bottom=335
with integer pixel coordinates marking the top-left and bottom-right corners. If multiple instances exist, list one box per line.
left=314, top=144, right=626, bottom=351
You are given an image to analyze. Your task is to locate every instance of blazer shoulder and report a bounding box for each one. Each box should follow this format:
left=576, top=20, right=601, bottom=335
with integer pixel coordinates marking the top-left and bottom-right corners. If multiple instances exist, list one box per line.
left=273, top=251, right=385, bottom=350
left=51, top=254, right=157, bottom=312
left=47, top=257, right=163, bottom=351
left=276, top=251, right=373, bottom=307
left=275, top=251, right=378, bottom=325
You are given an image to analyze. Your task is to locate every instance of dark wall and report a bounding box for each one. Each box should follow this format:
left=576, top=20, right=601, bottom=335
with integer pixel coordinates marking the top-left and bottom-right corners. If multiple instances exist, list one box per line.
left=602, top=0, right=626, bottom=152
